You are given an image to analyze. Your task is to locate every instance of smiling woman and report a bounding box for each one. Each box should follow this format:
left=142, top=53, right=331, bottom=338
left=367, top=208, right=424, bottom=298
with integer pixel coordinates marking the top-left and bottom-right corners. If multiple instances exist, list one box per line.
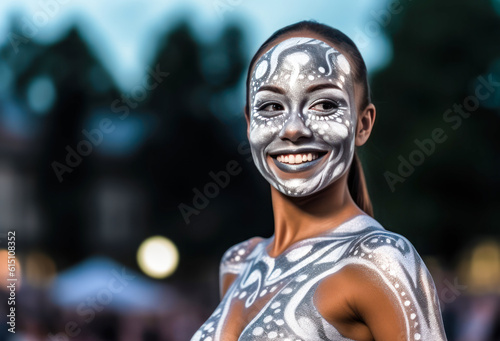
left=248, top=36, right=357, bottom=198
left=191, top=20, right=447, bottom=341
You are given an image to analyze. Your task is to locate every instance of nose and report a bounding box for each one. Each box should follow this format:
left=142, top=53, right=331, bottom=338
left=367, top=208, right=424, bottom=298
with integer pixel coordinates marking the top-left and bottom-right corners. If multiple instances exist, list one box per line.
left=278, top=112, right=313, bottom=142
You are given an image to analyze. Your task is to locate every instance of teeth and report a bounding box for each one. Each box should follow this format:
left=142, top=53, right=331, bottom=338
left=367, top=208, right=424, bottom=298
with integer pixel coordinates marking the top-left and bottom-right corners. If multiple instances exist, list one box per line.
left=274, top=152, right=320, bottom=165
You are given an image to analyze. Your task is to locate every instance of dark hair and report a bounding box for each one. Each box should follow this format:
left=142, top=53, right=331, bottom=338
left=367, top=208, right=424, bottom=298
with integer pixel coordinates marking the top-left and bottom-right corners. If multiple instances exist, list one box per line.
left=245, top=20, right=374, bottom=217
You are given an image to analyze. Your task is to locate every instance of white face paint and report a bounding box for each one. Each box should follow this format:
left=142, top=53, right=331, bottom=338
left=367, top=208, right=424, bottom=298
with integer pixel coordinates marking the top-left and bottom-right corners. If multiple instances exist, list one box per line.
left=249, top=37, right=357, bottom=197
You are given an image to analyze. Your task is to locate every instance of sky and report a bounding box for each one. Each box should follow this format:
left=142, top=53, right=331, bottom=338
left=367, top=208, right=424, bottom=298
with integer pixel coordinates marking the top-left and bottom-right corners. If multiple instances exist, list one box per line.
left=0, top=0, right=394, bottom=91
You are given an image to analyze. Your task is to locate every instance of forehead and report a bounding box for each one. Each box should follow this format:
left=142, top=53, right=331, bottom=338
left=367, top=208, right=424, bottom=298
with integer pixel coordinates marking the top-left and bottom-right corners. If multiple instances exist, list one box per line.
left=251, top=37, right=351, bottom=89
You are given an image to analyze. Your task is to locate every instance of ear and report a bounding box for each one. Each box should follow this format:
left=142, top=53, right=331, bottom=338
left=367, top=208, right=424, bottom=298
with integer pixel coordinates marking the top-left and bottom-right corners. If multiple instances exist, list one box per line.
left=244, top=105, right=250, bottom=139
left=355, top=103, right=376, bottom=147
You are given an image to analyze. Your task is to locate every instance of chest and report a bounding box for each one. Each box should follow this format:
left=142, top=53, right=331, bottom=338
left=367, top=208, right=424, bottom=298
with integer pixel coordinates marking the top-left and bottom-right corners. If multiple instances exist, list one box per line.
left=220, top=283, right=285, bottom=340
left=192, top=238, right=357, bottom=341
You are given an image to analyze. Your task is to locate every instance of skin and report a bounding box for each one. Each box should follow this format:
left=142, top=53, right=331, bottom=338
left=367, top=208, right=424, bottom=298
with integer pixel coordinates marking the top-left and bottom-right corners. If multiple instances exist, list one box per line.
left=219, top=30, right=414, bottom=340
left=244, top=30, right=375, bottom=270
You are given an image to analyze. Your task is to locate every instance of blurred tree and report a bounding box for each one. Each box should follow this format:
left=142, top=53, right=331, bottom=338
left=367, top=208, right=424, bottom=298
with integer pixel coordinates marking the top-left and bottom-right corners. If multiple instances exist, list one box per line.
left=364, top=0, right=500, bottom=261
left=1, top=17, right=273, bottom=290
left=138, top=21, right=272, bottom=282
left=1, top=22, right=120, bottom=266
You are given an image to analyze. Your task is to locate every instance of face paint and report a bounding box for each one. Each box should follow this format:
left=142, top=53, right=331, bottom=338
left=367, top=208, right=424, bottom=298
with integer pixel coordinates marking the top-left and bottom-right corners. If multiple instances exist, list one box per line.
left=191, top=216, right=448, bottom=341
left=248, top=37, right=357, bottom=197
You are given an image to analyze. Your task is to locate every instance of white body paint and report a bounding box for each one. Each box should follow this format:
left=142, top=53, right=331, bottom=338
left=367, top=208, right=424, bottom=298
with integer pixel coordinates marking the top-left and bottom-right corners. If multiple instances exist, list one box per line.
left=190, top=215, right=447, bottom=341
left=190, top=37, right=447, bottom=341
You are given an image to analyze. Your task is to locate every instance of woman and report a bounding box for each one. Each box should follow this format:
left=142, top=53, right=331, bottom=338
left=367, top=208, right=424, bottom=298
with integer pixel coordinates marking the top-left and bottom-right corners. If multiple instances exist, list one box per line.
left=191, top=21, right=447, bottom=341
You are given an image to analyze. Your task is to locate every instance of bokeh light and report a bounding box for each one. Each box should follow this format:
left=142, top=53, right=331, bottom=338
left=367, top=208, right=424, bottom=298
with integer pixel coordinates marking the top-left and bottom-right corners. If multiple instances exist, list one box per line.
left=0, top=249, right=22, bottom=290
left=24, top=251, right=57, bottom=288
left=26, top=76, right=56, bottom=115
left=464, top=240, right=500, bottom=294
left=137, top=236, right=179, bottom=279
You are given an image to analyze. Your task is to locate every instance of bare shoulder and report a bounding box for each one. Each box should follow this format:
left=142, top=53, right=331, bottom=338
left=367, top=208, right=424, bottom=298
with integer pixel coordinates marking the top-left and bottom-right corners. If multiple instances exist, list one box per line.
left=349, top=229, right=425, bottom=275
left=219, top=236, right=264, bottom=298
left=316, top=228, right=448, bottom=340
left=220, top=236, right=264, bottom=275
left=348, top=229, right=438, bottom=297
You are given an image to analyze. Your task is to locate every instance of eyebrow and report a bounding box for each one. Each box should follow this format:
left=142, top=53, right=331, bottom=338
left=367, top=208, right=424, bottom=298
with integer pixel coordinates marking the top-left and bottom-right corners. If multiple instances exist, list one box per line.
left=306, top=83, right=342, bottom=93
left=256, top=85, right=286, bottom=94
left=255, top=83, right=342, bottom=95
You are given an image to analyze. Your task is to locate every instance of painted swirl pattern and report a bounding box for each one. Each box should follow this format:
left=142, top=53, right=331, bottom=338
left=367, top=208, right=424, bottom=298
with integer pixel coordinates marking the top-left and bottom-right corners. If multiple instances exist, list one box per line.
left=190, top=215, right=447, bottom=341
left=248, top=37, right=357, bottom=197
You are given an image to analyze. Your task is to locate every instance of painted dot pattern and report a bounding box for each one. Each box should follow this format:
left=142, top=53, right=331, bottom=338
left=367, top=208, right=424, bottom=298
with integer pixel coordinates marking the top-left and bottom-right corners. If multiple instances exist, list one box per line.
left=247, top=37, right=357, bottom=198
left=191, top=215, right=446, bottom=341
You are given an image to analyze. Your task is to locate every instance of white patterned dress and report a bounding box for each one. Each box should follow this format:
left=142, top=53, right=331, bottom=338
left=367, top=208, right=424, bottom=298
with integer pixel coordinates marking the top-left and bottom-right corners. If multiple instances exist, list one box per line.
left=190, top=215, right=447, bottom=341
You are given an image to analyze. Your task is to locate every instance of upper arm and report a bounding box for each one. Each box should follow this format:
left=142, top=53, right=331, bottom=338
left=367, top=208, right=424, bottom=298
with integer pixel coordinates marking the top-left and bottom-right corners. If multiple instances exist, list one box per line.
left=219, top=237, right=263, bottom=299
left=316, top=232, right=447, bottom=341
left=316, top=264, right=408, bottom=340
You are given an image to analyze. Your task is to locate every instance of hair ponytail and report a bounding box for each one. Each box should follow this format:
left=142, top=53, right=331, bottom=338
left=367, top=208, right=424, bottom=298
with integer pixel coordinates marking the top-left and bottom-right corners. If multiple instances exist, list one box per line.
left=347, top=152, right=373, bottom=217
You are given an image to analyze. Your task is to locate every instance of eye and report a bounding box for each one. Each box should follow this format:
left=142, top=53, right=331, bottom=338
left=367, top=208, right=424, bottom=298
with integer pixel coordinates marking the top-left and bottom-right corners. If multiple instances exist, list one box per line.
left=259, top=103, right=284, bottom=112
left=309, top=100, right=339, bottom=113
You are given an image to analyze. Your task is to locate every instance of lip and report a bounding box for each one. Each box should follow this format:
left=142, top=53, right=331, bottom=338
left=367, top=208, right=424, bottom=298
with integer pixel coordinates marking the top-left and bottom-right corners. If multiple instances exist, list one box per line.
left=269, top=151, right=328, bottom=173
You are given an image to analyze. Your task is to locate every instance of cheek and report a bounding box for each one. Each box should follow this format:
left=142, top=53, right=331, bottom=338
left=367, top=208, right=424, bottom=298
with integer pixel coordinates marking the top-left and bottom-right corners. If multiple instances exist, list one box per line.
left=307, top=120, right=351, bottom=144
left=249, top=111, right=285, bottom=146
left=249, top=122, right=278, bottom=148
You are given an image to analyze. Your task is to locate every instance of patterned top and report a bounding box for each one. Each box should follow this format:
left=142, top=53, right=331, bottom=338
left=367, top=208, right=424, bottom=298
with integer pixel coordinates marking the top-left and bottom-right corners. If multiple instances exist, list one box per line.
left=190, top=215, right=447, bottom=341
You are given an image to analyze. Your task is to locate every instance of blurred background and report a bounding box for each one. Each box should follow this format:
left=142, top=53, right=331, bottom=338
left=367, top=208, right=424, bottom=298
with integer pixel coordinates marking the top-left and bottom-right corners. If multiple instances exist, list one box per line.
left=0, top=0, right=499, bottom=340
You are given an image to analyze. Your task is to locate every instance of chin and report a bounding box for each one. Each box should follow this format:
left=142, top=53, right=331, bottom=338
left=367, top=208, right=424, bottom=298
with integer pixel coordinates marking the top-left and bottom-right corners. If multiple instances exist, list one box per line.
left=271, top=177, right=327, bottom=197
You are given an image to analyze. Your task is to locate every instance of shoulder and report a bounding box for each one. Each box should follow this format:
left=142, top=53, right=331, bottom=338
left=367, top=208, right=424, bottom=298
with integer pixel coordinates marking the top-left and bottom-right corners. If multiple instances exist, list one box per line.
left=353, top=228, right=419, bottom=260
left=349, top=228, right=427, bottom=284
left=317, top=225, right=446, bottom=339
left=341, top=228, right=447, bottom=340
left=219, top=237, right=264, bottom=299
left=219, top=236, right=264, bottom=276
left=326, top=215, right=423, bottom=274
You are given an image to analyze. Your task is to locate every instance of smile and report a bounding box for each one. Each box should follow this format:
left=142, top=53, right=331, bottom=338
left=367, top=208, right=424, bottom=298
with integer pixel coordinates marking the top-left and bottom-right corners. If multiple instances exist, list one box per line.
left=276, top=153, right=318, bottom=164
left=269, top=151, right=328, bottom=173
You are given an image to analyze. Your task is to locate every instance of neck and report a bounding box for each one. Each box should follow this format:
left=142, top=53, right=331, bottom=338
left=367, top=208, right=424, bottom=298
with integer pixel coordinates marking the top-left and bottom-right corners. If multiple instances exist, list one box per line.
left=268, top=174, right=365, bottom=257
